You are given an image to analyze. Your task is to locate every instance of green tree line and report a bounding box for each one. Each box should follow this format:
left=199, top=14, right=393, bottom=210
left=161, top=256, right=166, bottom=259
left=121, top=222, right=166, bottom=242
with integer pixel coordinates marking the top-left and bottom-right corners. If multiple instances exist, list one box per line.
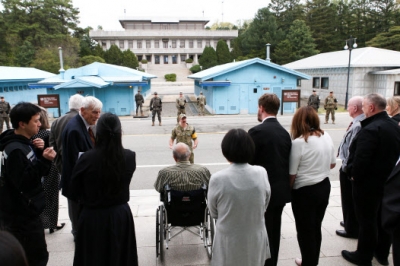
left=0, top=0, right=138, bottom=73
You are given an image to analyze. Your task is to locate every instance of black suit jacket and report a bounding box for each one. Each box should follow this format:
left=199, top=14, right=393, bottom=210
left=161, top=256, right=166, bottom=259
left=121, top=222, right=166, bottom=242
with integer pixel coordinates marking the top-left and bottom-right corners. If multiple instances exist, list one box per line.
left=61, top=114, right=94, bottom=200
left=382, top=160, right=400, bottom=234
left=249, top=118, right=292, bottom=206
left=49, top=109, right=79, bottom=173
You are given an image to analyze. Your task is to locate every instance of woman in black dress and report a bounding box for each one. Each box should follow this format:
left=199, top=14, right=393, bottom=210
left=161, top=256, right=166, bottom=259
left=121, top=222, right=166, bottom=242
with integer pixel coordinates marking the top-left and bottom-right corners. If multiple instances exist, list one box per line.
left=31, top=108, right=64, bottom=233
left=70, top=113, right=138, bottom=266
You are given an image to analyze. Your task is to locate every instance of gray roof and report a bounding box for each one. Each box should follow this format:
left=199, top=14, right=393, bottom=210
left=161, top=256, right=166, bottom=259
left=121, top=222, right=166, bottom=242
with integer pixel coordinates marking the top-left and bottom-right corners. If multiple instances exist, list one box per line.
left=0, top=67, right=55, bottom=81
left=370, top=69, right=400, bottom=75
left=284, top=47, right=400, bottom=70
left=188, top=58, right=311, bottom=81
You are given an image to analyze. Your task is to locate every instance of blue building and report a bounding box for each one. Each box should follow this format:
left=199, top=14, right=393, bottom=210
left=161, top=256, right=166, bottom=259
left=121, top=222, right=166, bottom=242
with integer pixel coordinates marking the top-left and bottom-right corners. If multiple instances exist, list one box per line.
left=0, top=66, right=55, bottom=106
left=188, top=58, right=310, bottom=114
left=32, top=62, right=156, bottom=117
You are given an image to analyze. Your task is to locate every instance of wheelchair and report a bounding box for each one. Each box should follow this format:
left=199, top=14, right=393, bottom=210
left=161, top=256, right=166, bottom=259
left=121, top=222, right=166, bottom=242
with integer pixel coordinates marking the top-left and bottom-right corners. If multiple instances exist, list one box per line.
left=155, top=184, right=215, bottom=260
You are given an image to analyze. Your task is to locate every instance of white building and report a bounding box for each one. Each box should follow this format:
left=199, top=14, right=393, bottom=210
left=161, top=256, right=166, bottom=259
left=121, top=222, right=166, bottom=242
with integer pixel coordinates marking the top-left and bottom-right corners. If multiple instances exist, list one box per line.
left=90, top=17, right=238, bottom=65
left=284, top=47, right=400, bottom=104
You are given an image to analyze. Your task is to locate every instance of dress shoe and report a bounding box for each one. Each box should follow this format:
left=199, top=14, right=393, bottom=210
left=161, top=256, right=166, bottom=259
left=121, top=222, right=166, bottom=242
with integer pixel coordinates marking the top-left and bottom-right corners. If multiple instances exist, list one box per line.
left=295, top=258, right=302, bottom=266
left=49, top=223, right=66, bottom=234
left=340, top=221, right=345, bottom=227
left=336, top=230, right=358, bottom=239
left=373, top=252, right=389, bottom=265
left=342, top=250, right=372, bottom=266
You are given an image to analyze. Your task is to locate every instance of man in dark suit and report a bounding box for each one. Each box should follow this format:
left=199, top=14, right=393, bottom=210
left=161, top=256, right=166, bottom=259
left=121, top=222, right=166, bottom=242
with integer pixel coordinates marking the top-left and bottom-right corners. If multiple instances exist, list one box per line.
left=61, top=96, right=102, bottom=240
left=382, top=159, right=400, bottom=266
left=248, top=93, right=292, bottom=266
left=49, top=94, right=84, bottom=173
left=342, top=93, right=400, bottom=266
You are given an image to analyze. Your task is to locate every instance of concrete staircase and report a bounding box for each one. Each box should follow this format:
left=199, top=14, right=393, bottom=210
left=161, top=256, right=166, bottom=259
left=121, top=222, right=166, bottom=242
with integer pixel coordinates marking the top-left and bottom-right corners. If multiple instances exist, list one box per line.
left=146, top=63, right=193, bottom=83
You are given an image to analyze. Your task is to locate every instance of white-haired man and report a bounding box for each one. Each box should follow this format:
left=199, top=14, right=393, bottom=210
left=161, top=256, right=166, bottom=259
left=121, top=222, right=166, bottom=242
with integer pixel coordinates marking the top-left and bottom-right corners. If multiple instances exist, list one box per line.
left=61, top=96, right=102, bottom=240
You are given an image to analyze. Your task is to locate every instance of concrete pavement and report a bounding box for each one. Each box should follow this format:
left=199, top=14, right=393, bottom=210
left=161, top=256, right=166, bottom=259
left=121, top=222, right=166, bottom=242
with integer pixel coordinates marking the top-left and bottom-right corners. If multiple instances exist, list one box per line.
left=46, top=181, right=393, bottom=266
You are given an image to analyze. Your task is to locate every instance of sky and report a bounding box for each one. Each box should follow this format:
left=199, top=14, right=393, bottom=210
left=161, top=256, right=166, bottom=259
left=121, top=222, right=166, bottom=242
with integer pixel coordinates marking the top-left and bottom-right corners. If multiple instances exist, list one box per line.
left=71, top=0, right=270, bottom=30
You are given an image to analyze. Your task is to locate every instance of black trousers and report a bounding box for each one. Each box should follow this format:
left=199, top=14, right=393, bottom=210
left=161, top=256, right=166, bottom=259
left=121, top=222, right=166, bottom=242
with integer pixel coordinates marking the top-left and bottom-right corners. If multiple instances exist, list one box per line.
left=68, top=198, right=82, bottom=238
left=339, top=169, right=359, bottom=235
left=2, top=216, right=48, bottom=266
left=353, top=182, right=391, bottom=261
left=393, top=225, right=400, bottom=266
left=264, top=204, right=285, bottom=266
left=292, top=178, right=330, bottom=266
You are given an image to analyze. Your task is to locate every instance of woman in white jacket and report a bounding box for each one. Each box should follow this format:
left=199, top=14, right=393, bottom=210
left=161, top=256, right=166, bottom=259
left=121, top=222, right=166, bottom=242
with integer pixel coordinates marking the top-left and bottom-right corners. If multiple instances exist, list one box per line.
left=208, top=128, right=271, bottom=266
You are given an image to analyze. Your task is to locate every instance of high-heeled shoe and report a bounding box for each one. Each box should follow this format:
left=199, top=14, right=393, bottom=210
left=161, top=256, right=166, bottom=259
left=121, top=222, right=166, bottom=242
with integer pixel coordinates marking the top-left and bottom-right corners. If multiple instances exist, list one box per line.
left=49, top=223, right=66, bottom=234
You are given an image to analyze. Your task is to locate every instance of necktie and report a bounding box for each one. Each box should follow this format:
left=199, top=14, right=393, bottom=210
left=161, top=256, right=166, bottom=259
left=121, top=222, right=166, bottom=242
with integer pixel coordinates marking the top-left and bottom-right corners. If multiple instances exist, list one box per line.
left=88, top=127, right=96, bottom=146
left=346, top=121, right=353, bottom=131
left=337, top=121, right=354, bottom=156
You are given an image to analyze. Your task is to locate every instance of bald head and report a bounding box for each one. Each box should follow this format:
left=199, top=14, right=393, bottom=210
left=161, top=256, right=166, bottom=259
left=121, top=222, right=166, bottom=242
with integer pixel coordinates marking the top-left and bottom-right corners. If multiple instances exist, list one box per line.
left=173, top=143, right=191, bottom=162
left=347, top=96, right=364, bottom=118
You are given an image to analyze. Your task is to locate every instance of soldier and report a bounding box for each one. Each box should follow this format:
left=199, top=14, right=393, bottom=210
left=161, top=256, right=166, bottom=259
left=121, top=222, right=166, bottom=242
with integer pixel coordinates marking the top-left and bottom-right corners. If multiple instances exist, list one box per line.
left=169, top=114, right=198, bottom=163
left=308, top=90, right=320, bottom=112
left=324, top=91, right=338, bottom=124
left=150, top=92, right=162, bottom=126
left=0, top=96, right=11, bottom=133
left=135, top=90, right=145, bottom=116
left=197, top=91, right=207, bottom=116
left=176, top=92, right=186, bottom=122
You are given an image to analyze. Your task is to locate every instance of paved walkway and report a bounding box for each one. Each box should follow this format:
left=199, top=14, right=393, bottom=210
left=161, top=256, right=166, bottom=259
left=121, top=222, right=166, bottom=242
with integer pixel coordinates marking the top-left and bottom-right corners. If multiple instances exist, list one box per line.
left=46, top=181, right=392, bottom=266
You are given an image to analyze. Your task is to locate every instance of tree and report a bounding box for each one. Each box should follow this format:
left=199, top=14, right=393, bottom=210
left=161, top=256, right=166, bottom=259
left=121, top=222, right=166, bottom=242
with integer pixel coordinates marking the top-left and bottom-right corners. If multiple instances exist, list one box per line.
left=121, top=50, right=139, bottom=69
left=81, top=55, right=105, bottom=66
left=274, top=40, right=296, bottom=64
left=366, top=26, right=400, bottom=50
left=285, top=19, right=319, bottom=61
left=30, top=48, right=59, bottom=73
left=305, top=0, right=341, bottom=52
left=240, top=8, right=285, bottom=61
left=92, top=44, right=105, bottom=58
left=104, top=44, right=123, bottom=65
left=216, top=40, right=232, bottom=64
left=15, top=40, right=35, bottom=67
left=199, top=46, right=218, bottom=70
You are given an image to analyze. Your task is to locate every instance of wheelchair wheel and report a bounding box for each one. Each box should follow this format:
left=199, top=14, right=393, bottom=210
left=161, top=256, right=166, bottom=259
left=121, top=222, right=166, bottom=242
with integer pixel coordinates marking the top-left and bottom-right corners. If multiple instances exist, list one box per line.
left=203, top=208, right=215, bottom=258
left=156, top=207, right=160, bottom=258
left=159, top=205, right=165, bottom=260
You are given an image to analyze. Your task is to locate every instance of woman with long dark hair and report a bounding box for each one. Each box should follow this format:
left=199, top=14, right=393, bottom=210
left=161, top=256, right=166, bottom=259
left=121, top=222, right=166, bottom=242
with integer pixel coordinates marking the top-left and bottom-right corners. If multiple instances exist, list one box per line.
left=70, top=113, right=138, bottom=266
left=289, top=106, right=336, bottom=266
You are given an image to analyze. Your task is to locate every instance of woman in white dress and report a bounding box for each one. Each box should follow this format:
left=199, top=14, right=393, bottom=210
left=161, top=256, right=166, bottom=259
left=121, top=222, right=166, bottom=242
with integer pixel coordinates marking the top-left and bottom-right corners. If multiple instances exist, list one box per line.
left=208, top=128, right=271, bottom=266
left=289, top=106, right=336, bottom=266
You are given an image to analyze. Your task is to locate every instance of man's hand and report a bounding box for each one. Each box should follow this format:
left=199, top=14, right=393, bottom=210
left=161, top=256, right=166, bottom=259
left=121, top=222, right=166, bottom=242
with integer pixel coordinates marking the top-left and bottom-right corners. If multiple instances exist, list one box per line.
left=43, top=147, right=56, bottom=161
left=32, top=138, right=45, bottom=150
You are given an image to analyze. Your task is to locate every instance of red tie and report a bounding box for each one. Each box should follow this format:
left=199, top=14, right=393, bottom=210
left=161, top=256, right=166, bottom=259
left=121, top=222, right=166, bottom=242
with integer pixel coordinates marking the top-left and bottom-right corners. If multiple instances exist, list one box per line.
left=88, top=127, right=95, bottom=146
left=346, top=121, right=353, bottom=131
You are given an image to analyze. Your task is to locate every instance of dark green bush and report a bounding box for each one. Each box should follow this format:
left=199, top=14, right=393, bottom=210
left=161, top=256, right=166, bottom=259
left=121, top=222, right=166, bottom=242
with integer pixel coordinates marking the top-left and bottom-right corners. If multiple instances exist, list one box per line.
left=185, top=58, right=193, bottom=63
left=141, top=59, right=148, bottom=64
left=165, top=73, right=176, bottom=82
left=190, top=65, right=202, bottom=74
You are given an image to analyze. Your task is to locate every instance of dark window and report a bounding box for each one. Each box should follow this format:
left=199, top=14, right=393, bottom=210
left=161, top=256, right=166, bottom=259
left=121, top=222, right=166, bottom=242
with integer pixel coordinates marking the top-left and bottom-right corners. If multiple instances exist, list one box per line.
left=297, top=79, right=301, bottom=87
left=394, top=82, right=400, bottom=95
left=253, top=88, right=257, bottom=93
left=313, top=77, right=320, bottom=88
left=321, top=77, right=329, bottom=89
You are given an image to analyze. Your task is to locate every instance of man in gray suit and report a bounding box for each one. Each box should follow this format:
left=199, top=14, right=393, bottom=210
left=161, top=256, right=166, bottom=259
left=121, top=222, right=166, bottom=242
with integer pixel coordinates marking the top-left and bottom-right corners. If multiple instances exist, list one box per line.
left=49, top=94, right=84, bottom=173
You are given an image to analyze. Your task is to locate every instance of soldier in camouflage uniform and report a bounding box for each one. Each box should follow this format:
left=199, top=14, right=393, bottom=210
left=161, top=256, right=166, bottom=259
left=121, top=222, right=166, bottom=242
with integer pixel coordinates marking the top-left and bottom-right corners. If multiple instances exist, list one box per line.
left=197, top=91, right=207, bottom=116
left=150, top=92, right=162, bottom=126
left=134, top=90, right=144, bottom=116
left=0, top=96, right=11, bottom=133
left=176, top=92, right=186, bottom=122
left=169, top=114, right=198, bottom=163
left=307, top=89, right=320, bottom=112
left=324, top=91, right=338, bottom=124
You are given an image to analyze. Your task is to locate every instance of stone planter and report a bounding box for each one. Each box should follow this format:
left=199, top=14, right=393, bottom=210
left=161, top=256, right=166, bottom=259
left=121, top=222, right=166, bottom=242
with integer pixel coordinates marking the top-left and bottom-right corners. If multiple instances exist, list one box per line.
left=141, top=63, right=147, bottom=70
left=186, top=63, right=192, bottom=68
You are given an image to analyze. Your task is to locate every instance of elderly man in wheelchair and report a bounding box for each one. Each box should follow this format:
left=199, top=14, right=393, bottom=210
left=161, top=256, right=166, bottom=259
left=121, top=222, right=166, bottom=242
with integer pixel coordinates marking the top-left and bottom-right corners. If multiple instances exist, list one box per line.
left=154, top=143, right=213, bottom=260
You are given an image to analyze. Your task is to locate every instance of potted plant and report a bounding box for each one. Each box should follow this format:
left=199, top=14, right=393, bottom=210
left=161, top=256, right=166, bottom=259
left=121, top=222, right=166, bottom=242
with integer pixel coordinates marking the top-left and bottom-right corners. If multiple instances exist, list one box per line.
left=185, top=58, right=193, bottom=68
